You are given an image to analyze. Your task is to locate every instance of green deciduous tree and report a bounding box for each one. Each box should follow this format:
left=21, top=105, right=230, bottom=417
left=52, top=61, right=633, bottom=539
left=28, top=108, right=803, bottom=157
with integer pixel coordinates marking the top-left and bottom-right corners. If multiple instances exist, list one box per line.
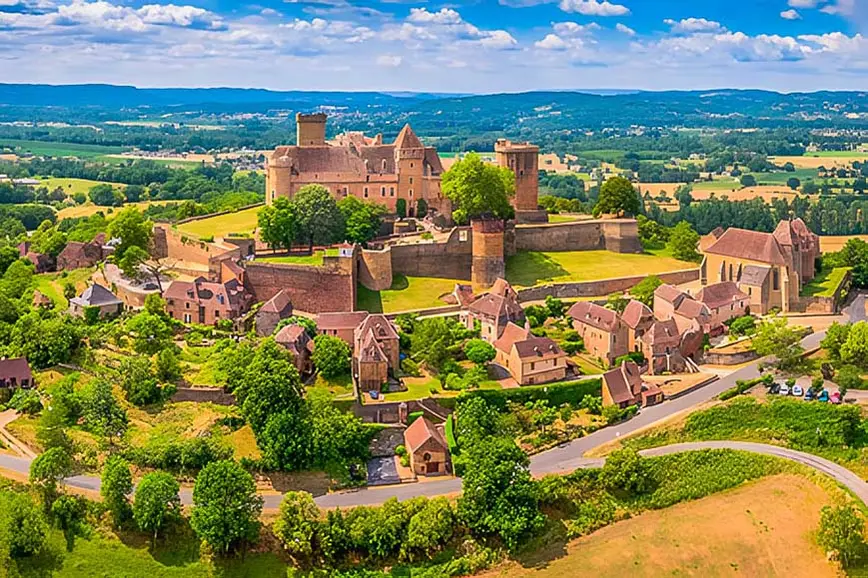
left=293, top=185, right=345, bottom=251
left=818, top=504, right=865, bottom=568
left=402, top=497, right=455, bottom=560
left=29, top=447, right=72, bottom=506
left=258, top=197, right=298, bottom=251
left=338, top=196, right=386, bottom=245
left=752, top=318, right=805, bottom=370
left=107, top=207, right=153, bottom=258
left=155, top=348, right=182, bottom=382
left=599, top=447, right=651, bottom=494
left=8, top=312, right=84, bottom=369
left=119, top=356, right=161, bottom=406
left=101, top=455, right=133, bottom=526
left=235, top=338, right=305, bottom=433
left=311, top=334, right=351, bottom=379
left=822, top=322, right=852, bottom=361
left=82, top=379, right=128, bottom=446
left=273, top=491, right=321, bottom=559
left=191, top=460, right=263, bottom=556
left=629, top=275, right=663, bottom=308
left=667, top=221, right=701, bottom=262
left=458, top=437, right=544, bottom=550
left=442, top=152, right=515, bottom=225
left=125, top=311, right=174, bottom=355
left=0, top=491, right=48, bottom=558
left=463, top=339, right=496, bottom=366
left=594, top=176, right=640, bottom=217
left=840, top=321, right=868, bottom=368
left=89, top=183, right=124, bottom=207
left=133, top=471, right=181, bottom=542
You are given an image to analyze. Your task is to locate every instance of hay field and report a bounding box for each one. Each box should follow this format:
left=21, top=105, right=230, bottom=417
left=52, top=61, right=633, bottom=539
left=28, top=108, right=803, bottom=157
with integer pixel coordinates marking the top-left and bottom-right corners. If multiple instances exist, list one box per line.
left=176, top=206, right=260, bottom=238
left=56, top=200, right=180, bottom=219
left=771, top=154, right=868, bottom=169
left=38, top=177, right=126, bottom=197
left=480, top=474, right=838, bottom=578
left=691, top=185, right=799, bottom=203
left=819, top=235, right=868, bottom=253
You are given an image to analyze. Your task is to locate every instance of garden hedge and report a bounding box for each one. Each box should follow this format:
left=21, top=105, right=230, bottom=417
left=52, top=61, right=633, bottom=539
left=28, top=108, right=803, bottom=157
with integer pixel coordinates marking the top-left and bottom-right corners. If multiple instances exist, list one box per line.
left=459, top=379, right=602, bottom=410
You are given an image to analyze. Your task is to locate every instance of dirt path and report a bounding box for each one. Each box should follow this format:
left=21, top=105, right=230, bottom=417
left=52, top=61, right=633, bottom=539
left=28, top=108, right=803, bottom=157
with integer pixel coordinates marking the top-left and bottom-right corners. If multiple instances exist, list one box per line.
left=0, top=410, right=36, bottom=459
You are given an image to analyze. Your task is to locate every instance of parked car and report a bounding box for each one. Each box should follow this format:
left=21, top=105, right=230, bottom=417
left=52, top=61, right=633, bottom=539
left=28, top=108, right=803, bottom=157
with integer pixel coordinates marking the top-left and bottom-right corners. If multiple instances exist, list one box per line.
left=818, top=390, right=830, bottom=403
left=769, top=383, right=781, bottom=394
left=369, top=390, right=379, bottom=400
left=779, top=383, right=790, bottom=396
left=804, top=389, right=815, bottom=401
left=792, top=385, right=804, bottom=397
left=831, top=392, right=843, bottom=404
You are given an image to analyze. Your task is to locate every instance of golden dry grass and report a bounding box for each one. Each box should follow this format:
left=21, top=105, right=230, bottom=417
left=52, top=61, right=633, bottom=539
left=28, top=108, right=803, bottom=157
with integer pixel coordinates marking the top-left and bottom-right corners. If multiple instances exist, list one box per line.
left=820, top=235, right=868, bottom=253
left=480, top=474, right=839, bottom=578
left=692, top=185, right=800, bottom=203
left=771, top=154, right=868, bottom=169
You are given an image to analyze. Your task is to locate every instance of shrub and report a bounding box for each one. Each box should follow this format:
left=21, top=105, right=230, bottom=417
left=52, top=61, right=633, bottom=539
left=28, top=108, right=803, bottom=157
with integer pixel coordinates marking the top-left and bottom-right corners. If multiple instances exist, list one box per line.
left=395, top=444, right=407, bottom=457
left=8, top=388, right=42, bottom=415
left=614, top=352, right=645, bottom=366
left=460, top=379, right=602, bottom=410
left=818, top=504, right=865, bottom=568
left=83, top=306, right=101, bottom=325
left=400, top=358, right=421, bottom=377
left=562, top=340, right=583, bottom=355
left=602, top=404, right=638, bottom=425
left=600, top=448, right=651, bottom=495
left=407, top=411, right=423, bottom=425
left=728, top=315, right=757, bottom=337
left=580, top=394, right=603, bottom=415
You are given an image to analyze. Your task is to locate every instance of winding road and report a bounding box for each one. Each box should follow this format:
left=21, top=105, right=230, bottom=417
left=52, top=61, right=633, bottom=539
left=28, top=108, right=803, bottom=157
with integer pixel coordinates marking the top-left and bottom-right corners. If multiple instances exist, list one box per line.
left=0, top=295, right=864, bottom=509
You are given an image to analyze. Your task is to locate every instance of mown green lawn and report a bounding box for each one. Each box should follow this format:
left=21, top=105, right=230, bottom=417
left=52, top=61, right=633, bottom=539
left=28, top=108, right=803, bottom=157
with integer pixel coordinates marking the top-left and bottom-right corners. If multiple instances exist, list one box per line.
left=0, top=139, right=125, bottom=159
left=505, top=250, right=692, bottom=287
left=258, top=249, right=339, bottom=266
left=747, top=169, right=818, bottom=185
left=357, top=274, right=461, bottom=313
left=33, top=267, right=96, bottom=310
left=176, top=206, right=260, bottom=238
left=693, top=178, right=741, bottom=191
left=801, top=266, right=851, bottom=297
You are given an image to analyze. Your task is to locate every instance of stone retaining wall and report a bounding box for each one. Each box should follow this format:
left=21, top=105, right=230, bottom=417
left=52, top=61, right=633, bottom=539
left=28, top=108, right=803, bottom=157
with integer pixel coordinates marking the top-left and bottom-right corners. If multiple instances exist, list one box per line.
left=516, top=268, right=700, bottom=302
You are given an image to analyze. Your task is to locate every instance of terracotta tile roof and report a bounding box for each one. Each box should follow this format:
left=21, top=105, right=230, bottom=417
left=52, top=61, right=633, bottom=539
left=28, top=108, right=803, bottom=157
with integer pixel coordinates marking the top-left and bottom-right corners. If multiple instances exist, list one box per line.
left=453, top=284, right=476, bottom=308
left=643, top=319, right=681, bottom=345
left=275, top=324, right=307, bottom=345
left=0, top=357, right=32, bottom=383
left=354, top=314, right=399, bottom=343
left=357, top=331, right=389, bottom=363
left=317, top=311, right=369, bottom=331
left=489, top=278, right=518, bottom=300
left=709, top=226, right=724, bottom=239
left=568, top=301, right=620, bottom=332
left=403, top=416, right=448, bottom=453
left=394, top=124, right=424, bottom=150
left=674, top=297, right=710, bottom=321
left=603, top=361, right=643, bottom=405
left=493, top=322, right=531, bottom=354
left=773, top=220, right=796, bottom=247
left=696, top=282, right=749, bottom=310
left=704, top=228, right=787, bottom=266
left=513, top=337, right=564, bottom=361
left=260, top=289, right=293, bottom=315
left=654, top=284, right=688, bottom=306
left=70, top=284, right=122, bottom=307
left=739, top=265, right=771, bottom=287
left=621, top=300, right=653, bottom=330
left=164, top=277, right=250, bottom=312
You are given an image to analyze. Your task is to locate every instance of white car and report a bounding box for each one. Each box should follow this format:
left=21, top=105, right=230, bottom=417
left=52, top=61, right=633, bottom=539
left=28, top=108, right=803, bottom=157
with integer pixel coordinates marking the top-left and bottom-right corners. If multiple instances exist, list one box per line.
left=792, top=385, right=804, bottom=396
left=779, top=384, right=790, bottom=396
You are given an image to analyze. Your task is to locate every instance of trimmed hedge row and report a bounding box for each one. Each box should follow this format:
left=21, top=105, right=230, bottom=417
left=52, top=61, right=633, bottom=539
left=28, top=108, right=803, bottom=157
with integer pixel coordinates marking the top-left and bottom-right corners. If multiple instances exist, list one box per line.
left=719, top=374, right=773, bottom=401
left=458, top=379, right=602, bottom=411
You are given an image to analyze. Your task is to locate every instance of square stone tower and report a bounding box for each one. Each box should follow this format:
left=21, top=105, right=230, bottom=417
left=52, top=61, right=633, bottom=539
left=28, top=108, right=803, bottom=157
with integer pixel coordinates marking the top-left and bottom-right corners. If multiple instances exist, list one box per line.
left=296, top=112, right=327, bottom=146
left=495, top=139, right=548, bottom=224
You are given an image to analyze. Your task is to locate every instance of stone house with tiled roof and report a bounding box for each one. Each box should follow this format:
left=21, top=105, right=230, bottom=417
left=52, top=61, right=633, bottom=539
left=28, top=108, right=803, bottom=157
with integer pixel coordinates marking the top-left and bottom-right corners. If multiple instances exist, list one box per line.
left=353, top=314, right=400, bottom=393
left=266, top=113, right=448, bottom=216
left=459, top=278, right=525, bottom=342
left=493, top=322, right=567, bottom=385
left=696, top=282, right=750, bottom=328
left=638, top=318, right=683, bottom=375
left=567, top=301, right=628, bottom=367
left=602, top=361, right=663, bottom=409
left=69, top=284, right=124, bottom=319
left=164, top=277, right=253, bottom=326
left=0, top=357, right=34, bottom=389
left=621, top=299, right=654, bottom=354
left=255, top=289, right=294, bottom=336
left=403, top=416, right=450, bottom=476
left=316, top=311, right=370, bottom=345
left=275, top=323, right=313, bottom=376
left=653, top=284, right=715, bottom=336
left=56, top=233, right=112, bottom=271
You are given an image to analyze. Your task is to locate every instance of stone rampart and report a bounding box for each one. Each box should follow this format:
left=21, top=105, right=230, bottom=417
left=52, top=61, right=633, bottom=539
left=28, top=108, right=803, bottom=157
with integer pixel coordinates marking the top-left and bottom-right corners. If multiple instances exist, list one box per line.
left=516, top=268, right=700, bottom=302
left=153, top=225, right=241, bottom=282
left=358, top=248, right=393, bottom=291
left=512, top=218, right=642, bottom=254
left=244, top=260, right=355, bottom=313
left=389, top=227, right=472, bottom=280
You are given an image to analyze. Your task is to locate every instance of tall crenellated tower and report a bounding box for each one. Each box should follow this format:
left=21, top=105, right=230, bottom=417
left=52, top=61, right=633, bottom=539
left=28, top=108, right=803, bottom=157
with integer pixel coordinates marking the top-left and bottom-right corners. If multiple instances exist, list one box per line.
left=495, top=139, right=548, bottom=224
left=471, top=219, right=506, bottom=289
left=296, top=112, right=327, bottom=146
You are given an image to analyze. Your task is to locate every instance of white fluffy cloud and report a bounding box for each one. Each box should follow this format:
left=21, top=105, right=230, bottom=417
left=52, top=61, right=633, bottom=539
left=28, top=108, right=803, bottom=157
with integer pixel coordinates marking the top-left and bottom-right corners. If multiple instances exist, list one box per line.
left=664, top=18, right=725, bottom=34
left=376, top=54, right=402, bottom=67
left=615, top=23, right=635, bottom=35
left=780, top=9, right=801, bottom=19
left=558, top=0, right=629, bottom=17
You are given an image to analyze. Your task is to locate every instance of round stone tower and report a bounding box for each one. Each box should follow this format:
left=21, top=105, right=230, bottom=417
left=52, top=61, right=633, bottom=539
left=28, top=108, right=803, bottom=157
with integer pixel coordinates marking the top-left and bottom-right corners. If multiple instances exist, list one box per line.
left=265, top=152, right=292, bottom=205
left=471, top=219, right=506, bottom=289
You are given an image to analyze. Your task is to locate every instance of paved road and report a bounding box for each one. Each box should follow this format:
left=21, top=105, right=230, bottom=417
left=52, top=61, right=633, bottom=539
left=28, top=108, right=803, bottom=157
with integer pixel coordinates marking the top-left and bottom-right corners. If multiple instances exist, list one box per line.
left=0, top=308, right=855, bottom=509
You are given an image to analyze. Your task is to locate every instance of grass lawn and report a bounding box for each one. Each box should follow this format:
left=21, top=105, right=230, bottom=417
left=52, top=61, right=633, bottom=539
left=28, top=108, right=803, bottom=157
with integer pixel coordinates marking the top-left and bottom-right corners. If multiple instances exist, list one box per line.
left=490, top=474, right=838, bottom=578
left=56, top=200, right=181, bottom=220
left=547, top=214, right=582, bottom=223
left=357, top=274, right=460, bottom=313
left=692, top=178, right=741, bottom=191
left=308, top=374, right=355, bottom=398
left=572, top=354, right=608, bottom=376
left=33, top=267, right=96, bottom=309
left=802, top=266, right=851, bottom=297
left=0, top=139, right=125, bottom=159
left=176, top=206, right=260, bottom=238
left=747, top=168, right=817, bottom=185
left=37, top=177, right=127, bottom=196
left=505, top=250, right=692, bottom=287
left=258, top=249, right=339, bottom=266
left=810, top=151, right=868, bottom=158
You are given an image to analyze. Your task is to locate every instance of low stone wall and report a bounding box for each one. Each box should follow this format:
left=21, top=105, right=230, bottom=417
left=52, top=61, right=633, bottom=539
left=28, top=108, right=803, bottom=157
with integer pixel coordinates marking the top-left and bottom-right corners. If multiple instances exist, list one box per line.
left=351, top=398, right=454, bottom=424
left=512, top=218, right=642, bottom=255
left=516, top=268, right=700, bottom=302
left=245, top=259, right=355, bottom=313
left=389, top=227, right=472, bottom=280
left=795, top=269, right=852, bottom=314
left=703, top=349, right=760, bottom=366
left=171, top=387, right=236, bottom=405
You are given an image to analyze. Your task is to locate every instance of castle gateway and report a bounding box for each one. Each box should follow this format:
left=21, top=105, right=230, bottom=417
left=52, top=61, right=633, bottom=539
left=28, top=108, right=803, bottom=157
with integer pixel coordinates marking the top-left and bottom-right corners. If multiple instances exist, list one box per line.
left=266, top=113, right=449, bottom=216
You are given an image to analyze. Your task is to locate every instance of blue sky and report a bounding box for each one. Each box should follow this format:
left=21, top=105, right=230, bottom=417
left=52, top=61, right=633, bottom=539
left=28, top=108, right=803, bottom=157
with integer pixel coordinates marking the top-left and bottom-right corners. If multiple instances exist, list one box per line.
left=0, top=0, right=866, bottom=92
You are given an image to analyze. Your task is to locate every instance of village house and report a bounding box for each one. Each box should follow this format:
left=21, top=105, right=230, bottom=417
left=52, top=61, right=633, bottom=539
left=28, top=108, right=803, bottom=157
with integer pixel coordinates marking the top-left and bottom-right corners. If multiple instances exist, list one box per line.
left=316, top=311, right=370, bottom=345
left=255, top=289, right=294, bottom=337
left=18, top=242, right=52, bottom=273
left=638, top=318, right=683, bottom=375
left=164, top=277, right=253, bottom=325
left=56, top=233, right=112, bottom=271
left=695, top=281, right=750, bottom=328
left=621, top=299, right=654, bottom=354
left=493, top=322, right=567, bottom=386
left=700, top=219, right=821, bottom=314
left=458, top=278, right=525, bottom=342
left=266, top=113, right=448, bottom=216
left=653, top=284, right=715, bottom=336
left=0, top=357, right=33, bottom=389
left=602, top=360, right=663, bottom=409
left=275, top=324, right=314, bottom=376
left=567, top=301, right=628, bottom=367
left=403, top=416, right=450, bottom=476
left=353, top=314, right=400, bottom=393
left=69, top=284, right=124, bottom=319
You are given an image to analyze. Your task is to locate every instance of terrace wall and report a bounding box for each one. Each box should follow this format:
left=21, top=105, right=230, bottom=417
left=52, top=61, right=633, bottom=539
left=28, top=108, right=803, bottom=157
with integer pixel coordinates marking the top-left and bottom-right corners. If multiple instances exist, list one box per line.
left=516, top=268, right=700, bottom=302
left=388, top=227, right=473, bottom=280
left=244, top=258, right=356, bottom=313
left=153, top=225, right=241, bottom=282
left=511, top=218, right=642, bottom=255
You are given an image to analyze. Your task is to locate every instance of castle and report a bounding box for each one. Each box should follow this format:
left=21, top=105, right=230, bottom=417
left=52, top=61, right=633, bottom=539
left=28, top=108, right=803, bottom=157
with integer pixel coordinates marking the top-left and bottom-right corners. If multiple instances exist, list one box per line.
left=265, top=114, right=547, bottom=223
left=265, top=113, right=448, bottom=216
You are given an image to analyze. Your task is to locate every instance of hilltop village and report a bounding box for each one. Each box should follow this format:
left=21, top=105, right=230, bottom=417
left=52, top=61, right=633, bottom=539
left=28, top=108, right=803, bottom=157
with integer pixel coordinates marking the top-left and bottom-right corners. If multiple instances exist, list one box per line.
left=0, top=109, right=866, bottom=577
